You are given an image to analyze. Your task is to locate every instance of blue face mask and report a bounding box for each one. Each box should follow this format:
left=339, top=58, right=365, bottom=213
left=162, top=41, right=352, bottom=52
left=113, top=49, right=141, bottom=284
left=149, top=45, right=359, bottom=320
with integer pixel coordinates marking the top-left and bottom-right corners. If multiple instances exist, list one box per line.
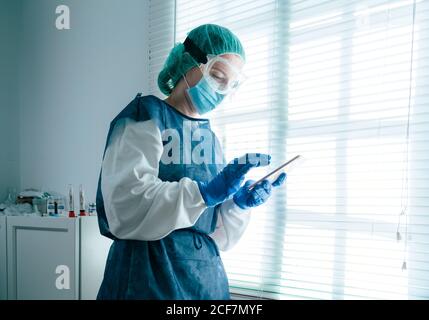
left=184, top=75, right=225, bottom=115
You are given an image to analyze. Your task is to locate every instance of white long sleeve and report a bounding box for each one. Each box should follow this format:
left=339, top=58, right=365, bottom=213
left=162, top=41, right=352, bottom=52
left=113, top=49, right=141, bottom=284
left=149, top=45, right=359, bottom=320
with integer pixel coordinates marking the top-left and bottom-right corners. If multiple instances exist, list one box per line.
left=101, top=118, right=207, bottom=241
left=210, top=199, right=251, bottom=251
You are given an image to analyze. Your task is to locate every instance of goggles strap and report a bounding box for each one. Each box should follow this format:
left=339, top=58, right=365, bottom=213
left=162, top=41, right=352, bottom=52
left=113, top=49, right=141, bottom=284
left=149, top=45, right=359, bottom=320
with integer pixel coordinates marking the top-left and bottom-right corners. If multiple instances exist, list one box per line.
left=183, top=37, right=208, bottom=64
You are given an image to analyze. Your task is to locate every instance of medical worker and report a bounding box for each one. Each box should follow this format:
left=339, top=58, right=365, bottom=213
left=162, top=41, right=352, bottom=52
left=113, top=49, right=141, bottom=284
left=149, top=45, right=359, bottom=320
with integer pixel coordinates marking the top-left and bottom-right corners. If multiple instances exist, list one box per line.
left=96, top=24, right=286, bottom=299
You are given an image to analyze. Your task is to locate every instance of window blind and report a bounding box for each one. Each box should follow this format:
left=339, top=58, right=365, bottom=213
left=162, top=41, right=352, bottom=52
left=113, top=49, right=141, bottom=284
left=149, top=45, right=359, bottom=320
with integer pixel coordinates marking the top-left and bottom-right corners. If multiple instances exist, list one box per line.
left=149, top=0, right=429, bottom=299
left=148, top=0, right=176, bottom=97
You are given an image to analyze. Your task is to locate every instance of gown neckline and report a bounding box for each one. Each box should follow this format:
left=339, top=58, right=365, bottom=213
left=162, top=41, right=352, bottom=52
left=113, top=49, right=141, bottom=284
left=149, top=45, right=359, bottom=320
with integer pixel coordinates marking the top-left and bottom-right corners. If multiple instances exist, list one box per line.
left=150, top=95, right=210, bottom=122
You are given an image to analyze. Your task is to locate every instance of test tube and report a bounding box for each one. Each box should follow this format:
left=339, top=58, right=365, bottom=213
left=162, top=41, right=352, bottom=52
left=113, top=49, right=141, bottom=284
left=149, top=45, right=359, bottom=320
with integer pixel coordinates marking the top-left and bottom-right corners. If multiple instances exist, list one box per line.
left=68, top=184, right=76, bottom=218
left=79, top=184, right=86, bottom=216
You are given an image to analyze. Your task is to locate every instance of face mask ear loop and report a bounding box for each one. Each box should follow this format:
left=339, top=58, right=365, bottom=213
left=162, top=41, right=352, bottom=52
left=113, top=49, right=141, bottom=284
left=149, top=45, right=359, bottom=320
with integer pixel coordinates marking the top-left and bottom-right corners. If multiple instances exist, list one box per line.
left=183, top=74, right=191, bottom=89
left=182, top=74, right=196, bottom=112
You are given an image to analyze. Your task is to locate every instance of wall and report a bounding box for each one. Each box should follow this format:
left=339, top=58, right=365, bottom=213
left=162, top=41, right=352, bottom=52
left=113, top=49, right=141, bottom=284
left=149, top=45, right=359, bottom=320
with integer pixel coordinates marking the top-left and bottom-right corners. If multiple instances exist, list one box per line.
left=0, top=0, right=22, bottom=202
left=18, top=0, right=150, bottom=202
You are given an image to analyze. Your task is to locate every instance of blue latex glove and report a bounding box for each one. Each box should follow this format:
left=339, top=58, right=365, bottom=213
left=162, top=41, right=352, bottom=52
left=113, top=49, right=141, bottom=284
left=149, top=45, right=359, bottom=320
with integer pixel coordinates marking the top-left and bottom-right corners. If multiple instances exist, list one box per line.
left=198, top=153, right=271, bottom=207
left=233, top=172, right=287, bottom=209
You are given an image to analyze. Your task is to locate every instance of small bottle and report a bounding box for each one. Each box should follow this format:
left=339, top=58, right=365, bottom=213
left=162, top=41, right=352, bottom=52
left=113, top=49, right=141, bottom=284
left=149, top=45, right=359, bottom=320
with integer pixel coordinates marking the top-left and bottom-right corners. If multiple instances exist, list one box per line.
left=54, top=199, right=58, bottom=216
left=68, top=184, right=76, bottom=218
left=4, top=187, right=16, bottom=206
left=88, top=202, right=96, bottom=216
left=57, top=197, right=65, bottom=216
left=79, top=184, right=86, bottom=216
left=47, top=197, right=55, bottom=217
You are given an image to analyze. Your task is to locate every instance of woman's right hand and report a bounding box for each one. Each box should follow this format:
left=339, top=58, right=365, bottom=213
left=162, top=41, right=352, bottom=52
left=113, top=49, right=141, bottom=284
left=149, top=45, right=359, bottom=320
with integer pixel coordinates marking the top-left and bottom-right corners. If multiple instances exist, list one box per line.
left=197, top=153, right=271, bottom=207
left=233, top=173, right=287, bottom=210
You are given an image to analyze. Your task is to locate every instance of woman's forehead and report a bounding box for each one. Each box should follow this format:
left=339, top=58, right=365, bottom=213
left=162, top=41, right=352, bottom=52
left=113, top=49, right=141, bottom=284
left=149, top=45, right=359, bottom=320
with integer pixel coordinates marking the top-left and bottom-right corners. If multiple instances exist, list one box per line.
left=218, top=53, right=245, bottom=70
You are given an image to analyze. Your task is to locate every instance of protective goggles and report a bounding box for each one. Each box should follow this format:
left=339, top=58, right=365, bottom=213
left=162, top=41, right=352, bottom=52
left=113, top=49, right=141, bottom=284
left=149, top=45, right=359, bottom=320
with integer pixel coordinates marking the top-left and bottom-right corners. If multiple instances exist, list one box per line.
left=201, top=54, right=247, bottom=95
left=183, top=37, right=246, bottom=95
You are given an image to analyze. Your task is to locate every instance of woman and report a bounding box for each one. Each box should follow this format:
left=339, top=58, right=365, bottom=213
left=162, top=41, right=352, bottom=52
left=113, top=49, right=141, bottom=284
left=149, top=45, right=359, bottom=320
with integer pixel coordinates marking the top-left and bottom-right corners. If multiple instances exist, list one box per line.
left=96, top=24, right=286, bottom=299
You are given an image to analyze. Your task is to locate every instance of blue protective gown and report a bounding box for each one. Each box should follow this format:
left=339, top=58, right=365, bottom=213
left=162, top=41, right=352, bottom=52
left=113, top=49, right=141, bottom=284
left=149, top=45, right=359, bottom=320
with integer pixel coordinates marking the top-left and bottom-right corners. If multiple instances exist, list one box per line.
left=96, top=94, right=230, bottom=299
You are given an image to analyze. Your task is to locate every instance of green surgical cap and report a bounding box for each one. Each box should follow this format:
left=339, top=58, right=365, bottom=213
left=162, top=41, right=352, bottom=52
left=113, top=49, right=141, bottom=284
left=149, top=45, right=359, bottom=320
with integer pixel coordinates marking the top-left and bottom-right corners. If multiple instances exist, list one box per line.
left=157, top=24, right=245, bottom=96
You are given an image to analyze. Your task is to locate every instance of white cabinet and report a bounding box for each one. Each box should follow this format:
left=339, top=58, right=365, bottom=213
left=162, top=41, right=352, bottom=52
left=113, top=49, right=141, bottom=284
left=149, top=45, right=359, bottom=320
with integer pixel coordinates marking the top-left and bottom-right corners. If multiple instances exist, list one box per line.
left=0, top=216, right=6, bottom=300
left=7, top=216, right=79, bottom=300
left=3, top=216, right=111, bottom=300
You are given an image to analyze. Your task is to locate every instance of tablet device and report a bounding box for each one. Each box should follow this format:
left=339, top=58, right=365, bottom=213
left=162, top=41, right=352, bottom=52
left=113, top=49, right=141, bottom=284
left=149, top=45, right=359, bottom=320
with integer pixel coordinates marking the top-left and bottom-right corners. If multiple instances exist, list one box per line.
left=248, top=155, right=302, bottom=190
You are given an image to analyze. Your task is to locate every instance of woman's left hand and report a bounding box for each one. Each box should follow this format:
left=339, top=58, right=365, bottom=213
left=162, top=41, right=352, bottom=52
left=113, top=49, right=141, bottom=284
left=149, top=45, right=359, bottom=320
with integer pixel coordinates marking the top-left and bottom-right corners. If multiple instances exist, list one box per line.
left=232, top=173, right=287, bottom=210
